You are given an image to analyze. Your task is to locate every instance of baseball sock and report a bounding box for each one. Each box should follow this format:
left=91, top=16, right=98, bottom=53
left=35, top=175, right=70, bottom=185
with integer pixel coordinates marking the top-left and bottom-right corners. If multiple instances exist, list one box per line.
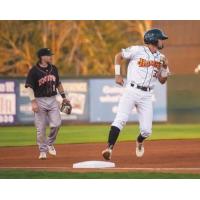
left=137, top=134, right=146, bottom=143
left=107, top=126, right=120, bottom=149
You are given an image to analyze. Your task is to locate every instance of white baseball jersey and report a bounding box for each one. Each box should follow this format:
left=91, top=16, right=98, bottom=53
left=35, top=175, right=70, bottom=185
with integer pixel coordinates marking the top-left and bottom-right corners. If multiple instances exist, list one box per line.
left=112, top=45, right=168, bottom=137
left=122, top=45, right=164, bottom=88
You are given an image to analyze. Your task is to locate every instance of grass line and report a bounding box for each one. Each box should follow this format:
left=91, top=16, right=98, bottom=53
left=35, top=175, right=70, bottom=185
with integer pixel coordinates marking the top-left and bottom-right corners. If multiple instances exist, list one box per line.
left=0, top=169, right=200, bottom=179
left=0, top=124, right=200, bottom=147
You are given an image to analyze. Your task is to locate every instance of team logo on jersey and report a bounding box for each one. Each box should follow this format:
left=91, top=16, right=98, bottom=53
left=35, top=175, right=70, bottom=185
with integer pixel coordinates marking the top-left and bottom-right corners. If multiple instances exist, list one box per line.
left=138, top=58, right=161, bottom=69
left=38, top=75, right=56, bottom=86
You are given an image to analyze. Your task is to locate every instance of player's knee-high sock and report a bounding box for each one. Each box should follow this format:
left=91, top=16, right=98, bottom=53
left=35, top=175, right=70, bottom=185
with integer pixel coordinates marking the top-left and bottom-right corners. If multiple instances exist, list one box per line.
left=107, top=126, right=120, bottom=149
left=137, top=134, right=146, bottom=143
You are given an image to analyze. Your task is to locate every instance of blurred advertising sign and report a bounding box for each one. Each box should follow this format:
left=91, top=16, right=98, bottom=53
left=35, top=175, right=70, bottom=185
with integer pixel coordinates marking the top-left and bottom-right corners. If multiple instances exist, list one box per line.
left=17, top=79, right=89, bottom=124
left=0, top=80, right=16, bottom=124
left=89, top=79, right=167, bottom=122
left=17, top=80, right=34, bottom=123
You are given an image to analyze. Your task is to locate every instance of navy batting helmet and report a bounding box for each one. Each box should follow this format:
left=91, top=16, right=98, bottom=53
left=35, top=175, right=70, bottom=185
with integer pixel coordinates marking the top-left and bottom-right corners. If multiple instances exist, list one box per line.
left=144, top=28, right=168, bottom=45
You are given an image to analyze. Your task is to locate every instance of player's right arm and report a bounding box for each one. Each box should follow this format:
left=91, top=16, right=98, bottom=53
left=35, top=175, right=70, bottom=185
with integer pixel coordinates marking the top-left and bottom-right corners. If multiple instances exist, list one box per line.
left=114, top=46, right=138, bottom=86
left=114, top=52, right=124, bottom=86
left=25, top=68, right=39, bottom=113
left=27, top=88, right=39, bottom=113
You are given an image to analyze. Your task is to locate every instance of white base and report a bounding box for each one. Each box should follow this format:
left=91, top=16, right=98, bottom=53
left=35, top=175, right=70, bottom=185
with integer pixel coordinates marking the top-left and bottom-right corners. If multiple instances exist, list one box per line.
left=73, top=161, right=115, bottom=169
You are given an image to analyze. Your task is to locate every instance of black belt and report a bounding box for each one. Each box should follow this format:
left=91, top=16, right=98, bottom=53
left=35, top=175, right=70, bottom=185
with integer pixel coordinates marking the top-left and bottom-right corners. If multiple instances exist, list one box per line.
left=130, top=83, right=152, bottom=92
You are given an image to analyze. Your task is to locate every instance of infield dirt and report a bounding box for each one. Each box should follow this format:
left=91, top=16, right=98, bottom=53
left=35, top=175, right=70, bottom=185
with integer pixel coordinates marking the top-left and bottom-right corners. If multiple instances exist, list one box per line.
left=0, top=140, right=200, bottom=174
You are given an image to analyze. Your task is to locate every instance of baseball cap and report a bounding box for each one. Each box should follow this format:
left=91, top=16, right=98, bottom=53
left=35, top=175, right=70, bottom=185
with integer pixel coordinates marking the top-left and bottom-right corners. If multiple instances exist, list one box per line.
left=37, top=48, right=54, bottom=58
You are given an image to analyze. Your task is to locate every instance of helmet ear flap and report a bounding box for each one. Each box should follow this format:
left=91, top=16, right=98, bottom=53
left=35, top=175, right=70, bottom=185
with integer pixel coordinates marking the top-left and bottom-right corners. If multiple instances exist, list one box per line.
left=151, top=39, right=159, bottom=46
left=144, top=32, right=157, bottom=44
left=144, top=38, right=149, bottom=44
left=144, top=36, right=158, bottom=45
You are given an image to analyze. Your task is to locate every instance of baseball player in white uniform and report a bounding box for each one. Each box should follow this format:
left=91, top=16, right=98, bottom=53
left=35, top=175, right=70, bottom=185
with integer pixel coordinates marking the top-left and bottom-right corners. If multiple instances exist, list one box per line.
left=102, top=28, right=170, bottom=160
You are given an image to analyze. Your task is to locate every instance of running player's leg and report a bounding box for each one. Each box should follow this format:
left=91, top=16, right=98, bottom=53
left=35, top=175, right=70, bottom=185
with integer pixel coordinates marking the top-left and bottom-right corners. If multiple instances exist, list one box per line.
left=108, top=89, right=135, bottom=149
left=47, top=97, right=62, bottom=147
left=136, top=94, right=153, bottom=157
left=102, top=89, right=136, bottom=160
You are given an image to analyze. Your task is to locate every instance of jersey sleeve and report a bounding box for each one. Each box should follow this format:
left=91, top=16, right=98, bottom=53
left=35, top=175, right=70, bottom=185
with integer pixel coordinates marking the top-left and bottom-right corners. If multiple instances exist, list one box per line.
left=54, top=67, right=61, bottom=87
left=25, top=67, right=36, bottom=89
left=121, top=46, right=139, bottom=59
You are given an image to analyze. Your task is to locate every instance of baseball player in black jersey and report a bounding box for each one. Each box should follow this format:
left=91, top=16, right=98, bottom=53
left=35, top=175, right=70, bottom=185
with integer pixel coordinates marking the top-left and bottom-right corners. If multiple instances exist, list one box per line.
left=25, top=48, right=72, bottom=160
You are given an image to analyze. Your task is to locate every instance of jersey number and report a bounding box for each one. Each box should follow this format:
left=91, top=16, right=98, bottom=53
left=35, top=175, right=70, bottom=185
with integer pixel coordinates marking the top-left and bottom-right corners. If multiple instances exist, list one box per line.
left=153, top=69, right=159, bottom=78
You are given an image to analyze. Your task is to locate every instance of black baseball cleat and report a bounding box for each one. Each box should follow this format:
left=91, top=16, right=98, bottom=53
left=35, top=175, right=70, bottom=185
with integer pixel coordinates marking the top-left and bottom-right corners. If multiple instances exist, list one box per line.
left=102, top=148, right=112, bottom=160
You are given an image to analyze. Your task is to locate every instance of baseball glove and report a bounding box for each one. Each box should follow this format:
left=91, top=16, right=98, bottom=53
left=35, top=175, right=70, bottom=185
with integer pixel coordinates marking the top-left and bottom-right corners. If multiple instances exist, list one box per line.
left=60, top=99, right=72, bottom=115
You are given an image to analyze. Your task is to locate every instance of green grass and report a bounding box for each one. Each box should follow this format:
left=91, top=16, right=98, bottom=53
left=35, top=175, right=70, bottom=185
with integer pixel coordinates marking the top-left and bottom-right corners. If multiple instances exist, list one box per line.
left=0, top=169, right=199, bottom=179
left=1, top=124, right=200, bottom=147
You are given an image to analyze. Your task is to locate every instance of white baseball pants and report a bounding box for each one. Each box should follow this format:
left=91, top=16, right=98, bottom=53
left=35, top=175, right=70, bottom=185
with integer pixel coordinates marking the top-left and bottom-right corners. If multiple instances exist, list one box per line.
left=112, top=85, right=153, bottom=138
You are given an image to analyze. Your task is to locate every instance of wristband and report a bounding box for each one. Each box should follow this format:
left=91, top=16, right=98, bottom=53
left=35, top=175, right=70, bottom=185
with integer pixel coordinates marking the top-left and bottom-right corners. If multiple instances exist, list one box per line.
left=60, top=92, right=66, bottom=99
left=115, top=64, right=121, bottom=75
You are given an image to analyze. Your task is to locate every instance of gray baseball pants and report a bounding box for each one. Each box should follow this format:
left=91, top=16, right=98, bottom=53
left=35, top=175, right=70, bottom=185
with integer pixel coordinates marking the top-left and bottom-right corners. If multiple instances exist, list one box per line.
left=34, top=96, right=61, bottom=152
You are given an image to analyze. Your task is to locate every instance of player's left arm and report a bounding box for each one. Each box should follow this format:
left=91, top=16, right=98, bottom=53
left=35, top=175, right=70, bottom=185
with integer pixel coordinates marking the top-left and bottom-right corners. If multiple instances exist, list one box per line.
left=57, top=83, right=65, bottom=96
left=158, top=56, right=170, bottom=84
left=57, top=83, right=70, bottom=102
left=55, top=66, right=71, bottom=105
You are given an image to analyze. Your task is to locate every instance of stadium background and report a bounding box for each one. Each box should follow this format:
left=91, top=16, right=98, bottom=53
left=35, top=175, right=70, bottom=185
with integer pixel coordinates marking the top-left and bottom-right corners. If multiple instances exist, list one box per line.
left=1, top=20, right=200, bottom=125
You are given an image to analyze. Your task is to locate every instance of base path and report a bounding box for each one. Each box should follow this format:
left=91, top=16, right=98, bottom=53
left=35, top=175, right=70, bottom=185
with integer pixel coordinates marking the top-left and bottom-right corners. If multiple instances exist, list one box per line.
left=0, top=139, right=200, bottom=174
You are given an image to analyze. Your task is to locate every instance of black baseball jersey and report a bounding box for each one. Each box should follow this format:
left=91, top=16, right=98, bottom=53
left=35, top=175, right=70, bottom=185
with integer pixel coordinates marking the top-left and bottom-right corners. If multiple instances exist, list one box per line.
left=25, top=62, right=61, bottom=97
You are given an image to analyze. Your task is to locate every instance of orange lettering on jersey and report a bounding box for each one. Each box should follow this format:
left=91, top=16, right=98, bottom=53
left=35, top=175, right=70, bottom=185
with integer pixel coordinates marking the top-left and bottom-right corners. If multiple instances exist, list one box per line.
left=138, top=58, right=161, bottom=69
left=38, top=75, right=56, bottom=86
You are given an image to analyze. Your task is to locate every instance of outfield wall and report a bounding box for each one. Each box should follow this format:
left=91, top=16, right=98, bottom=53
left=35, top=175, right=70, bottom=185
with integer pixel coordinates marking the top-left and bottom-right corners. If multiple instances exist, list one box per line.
left=0, top=78, right=167, bottom=125
left=168, top=74, right=200, bottom=123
